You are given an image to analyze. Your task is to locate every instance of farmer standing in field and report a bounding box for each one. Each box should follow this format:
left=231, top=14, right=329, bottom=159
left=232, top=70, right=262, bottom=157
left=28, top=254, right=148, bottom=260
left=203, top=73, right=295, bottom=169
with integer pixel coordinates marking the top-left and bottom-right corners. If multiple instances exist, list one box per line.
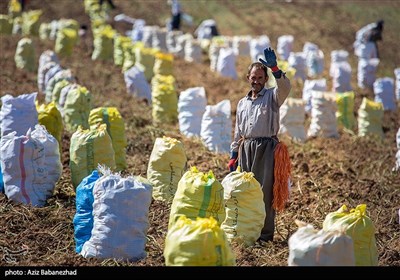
left=354, top=19, right=384, bottom=59
left=228, top=47, right=292, bottom=242
left=168, top=0, right=182, bottom=31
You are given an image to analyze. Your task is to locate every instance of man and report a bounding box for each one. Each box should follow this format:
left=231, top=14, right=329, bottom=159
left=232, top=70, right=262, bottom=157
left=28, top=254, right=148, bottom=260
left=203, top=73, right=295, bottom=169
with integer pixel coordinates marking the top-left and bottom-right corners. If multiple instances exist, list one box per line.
left=354, top=19, right=384, bottom=59
left=168, top=0, right=181, bottom=31
left=228, top=48, right=291, bottom=242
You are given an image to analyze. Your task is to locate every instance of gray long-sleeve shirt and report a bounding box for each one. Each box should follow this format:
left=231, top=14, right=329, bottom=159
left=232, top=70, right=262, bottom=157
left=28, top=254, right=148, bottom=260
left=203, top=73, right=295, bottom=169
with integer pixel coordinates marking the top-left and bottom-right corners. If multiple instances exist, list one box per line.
left=230, top=75, right=291, bottom=153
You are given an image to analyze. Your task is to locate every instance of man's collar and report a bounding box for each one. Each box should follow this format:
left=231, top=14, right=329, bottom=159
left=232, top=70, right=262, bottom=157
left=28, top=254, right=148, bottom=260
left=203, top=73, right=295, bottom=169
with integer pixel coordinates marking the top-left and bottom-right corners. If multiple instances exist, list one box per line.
left=246, top=87, right=266, bottom=99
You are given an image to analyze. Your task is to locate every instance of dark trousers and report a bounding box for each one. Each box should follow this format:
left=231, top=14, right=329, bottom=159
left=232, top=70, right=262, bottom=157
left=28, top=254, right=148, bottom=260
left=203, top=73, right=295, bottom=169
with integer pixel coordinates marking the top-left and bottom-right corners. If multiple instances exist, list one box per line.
left=171, top=13, right=181, bottom=30
left=238, top=137, right=278, bottom=241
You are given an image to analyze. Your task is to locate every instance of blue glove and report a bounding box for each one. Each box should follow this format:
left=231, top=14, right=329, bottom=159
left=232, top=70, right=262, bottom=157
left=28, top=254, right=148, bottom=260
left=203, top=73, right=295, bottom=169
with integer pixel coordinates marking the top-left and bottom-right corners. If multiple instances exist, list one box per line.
left=259, top=47, right=278, bottom=69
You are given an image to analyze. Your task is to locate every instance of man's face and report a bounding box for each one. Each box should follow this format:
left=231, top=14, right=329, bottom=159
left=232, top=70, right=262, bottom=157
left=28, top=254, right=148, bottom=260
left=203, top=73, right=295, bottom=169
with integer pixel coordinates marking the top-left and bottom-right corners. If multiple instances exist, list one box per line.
left=247, top=67, right=268, bottom=94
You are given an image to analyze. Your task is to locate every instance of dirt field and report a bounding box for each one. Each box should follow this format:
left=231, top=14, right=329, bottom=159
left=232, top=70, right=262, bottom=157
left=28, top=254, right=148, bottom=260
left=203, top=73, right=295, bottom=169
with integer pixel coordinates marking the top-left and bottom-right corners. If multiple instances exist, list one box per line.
left=0, top=0, right=399, bottom=268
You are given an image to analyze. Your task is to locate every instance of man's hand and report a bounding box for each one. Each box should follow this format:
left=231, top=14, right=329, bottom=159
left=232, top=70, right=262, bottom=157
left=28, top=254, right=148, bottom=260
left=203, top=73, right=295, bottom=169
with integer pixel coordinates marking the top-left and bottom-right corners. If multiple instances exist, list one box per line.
left=259, top=47, right=279, bottom=72
left=228, top=151, right=238, bottom=172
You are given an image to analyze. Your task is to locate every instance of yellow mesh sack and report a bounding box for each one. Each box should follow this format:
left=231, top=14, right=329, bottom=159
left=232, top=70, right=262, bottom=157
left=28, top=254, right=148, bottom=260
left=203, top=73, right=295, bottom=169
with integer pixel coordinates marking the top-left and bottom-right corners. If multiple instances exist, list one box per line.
left=336, top=91, right=355, bottom=131
left=21, top=9, right=42, bottom=36
left=55, top=27, right=78, bottom=57
left=164, top=216, right=235, bottom=266
left=113, top=35, right=131, bottom=67
left=36, top=101, right=63, bottom=151
left=220, top=169, right=266, bottom=246
left=122, top=41, right=143, bottom=73
left=322, top=204, right=378, bottom=266
left=8, top=0, right=22, bottom=18
left=153, top=52, right=174, bottom=76
left=135, top=47, right=159, bottom=81
left=69, top=124, right=116, bottom=187
left=168, top=166, right=225, bottom=229
left=14, top=37, right=35, bottom=72
left=147, top=136, right=187, bottom=203
left=89, top=107, right=127, bottom=171
left=63, top=85, right=92, bottom=133
left=0, top=15, right=13, bottom=35
left=151, top=74, right=178, bottom=124
left=357, top=97, right=384, bottom=139
left=92, top=25, right=115, bottom=61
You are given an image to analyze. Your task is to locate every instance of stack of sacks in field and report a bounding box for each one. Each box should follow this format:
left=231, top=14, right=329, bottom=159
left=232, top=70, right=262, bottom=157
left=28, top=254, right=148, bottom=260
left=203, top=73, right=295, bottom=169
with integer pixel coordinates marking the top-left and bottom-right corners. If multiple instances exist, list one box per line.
left=124, top=63, right=152, bottom=104
left=335, top=91, right=356, bottom=132
left=84, top=0, right=113, bottom=23
left=135, top=45, right=159, bottom=81
left=216, top=46, right=238, bottom=80
left=14, top=37, right=36, bottom=72
left=147, top=136, right=187, bottom=203
left=0, top=14, right=13, bottom=35
left=129, top=18, right=146, bottom=41
left=209, top=36, right=229, bottom=72
left=1, top=125, right=61, bottom=206
left=307, top=91, right=339, bottom=139
left=200, top=99, right=232, bottom=154
left=302, top=78, right=327, bottom=115
left=373, top=77, right=397, bottom=111
left=166, top=29, right=184, bottom=54
left=220, top=168, right=266, bottom=246
left=249, top=35, right=271, bottom=62
left=358, top=57, right=379, bottom=89
left=288, top=220, right=355, bottom=266
left=78, top=165, right=152, bottom=261
left=0, top=92, right=38, bottom=139
left=51, top=78, right=74, bottom=106
left=302, top=42, right=324, bottom=79
left=1, top=93, right=61, bottom=206
left=122, top=40, right=145, bottom=73
left=152, top=26, right=168, bottom=52
left=113, top=34, right=132, bottom=68
left=41, top=18, right=79, bottom=41
left=277, top=35, right=294, bottom=61
left=36, top=101, right=63, bottom=153
left=232, top=35, right=251, bottom=57
left=21, top=9, right=42, bottom=36
left=288, top=51, right=307, bottom=82
left=168, top=166, right=225, bottom=230
left=151, top=74, right=178, bottom=124
left=69, top=123, right=116, bottom=188
left=184, top=35, right=202, bottom=64
left=73, top=169, right=101, bottom=254
left=58, top=83, right=80, bottom=110
left=330, top=50, right=352, bottom=93
left=168, top=32, right=190, bottom=58
left=394, top=127, right=400, bottom=172
left=44, top=67, right=75, bottom=103
left=323, top=204, right=378, bottom=266
left=92, top=24, right=115, bottom=61
left=279, top=98, right=307, bottom=143
left=62, top=85, right=92, bottom=133
left=394, top=68, right=400, bottom=100
left=89, top=107, right=127, bottom=171
left=164, top=216, right=235, bottom=266
left=357, top=97, right=384, bottom=139
left=178, top=87, right=207, bottom=138
left=354, top=23, right=380, bottom=90
left=153, top=52, right=173, bottom=76
left=37, top=50, right=59, bottom=94
left=9, top=9, right=24, bottom=36
left=141, top=25, right=158, bottom=49
left=7, top=0, right=23, bottom=19
left=54, top=19, right=80, bottom=57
